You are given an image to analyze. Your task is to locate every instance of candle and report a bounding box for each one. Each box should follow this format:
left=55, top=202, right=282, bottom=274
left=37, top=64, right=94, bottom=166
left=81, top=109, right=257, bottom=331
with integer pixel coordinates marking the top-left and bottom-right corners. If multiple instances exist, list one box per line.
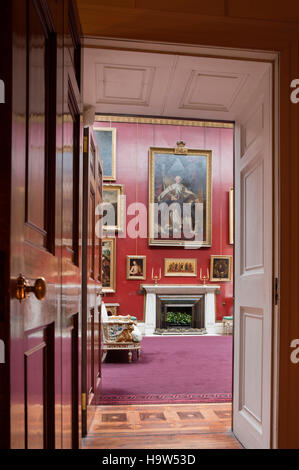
left=200, top=268, right=202, bottom=278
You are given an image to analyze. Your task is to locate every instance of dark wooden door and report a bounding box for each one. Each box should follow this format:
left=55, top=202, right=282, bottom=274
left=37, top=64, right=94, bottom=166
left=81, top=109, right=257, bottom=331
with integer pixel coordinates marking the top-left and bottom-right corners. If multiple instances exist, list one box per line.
left=10, top=0, right=60, bottom=449
left=9, top=0, right=82, bottom=449
left=82, top=126, right=103, bottom=436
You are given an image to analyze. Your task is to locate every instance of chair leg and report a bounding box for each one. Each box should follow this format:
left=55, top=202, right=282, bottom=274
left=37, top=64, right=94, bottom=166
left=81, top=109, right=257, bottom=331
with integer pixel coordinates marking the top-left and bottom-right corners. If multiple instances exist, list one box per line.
left=137, top=349, right=140, bottom=360
left=128, top=351, right=133, bottom=363
left=102, top=350, right=107, bottom=362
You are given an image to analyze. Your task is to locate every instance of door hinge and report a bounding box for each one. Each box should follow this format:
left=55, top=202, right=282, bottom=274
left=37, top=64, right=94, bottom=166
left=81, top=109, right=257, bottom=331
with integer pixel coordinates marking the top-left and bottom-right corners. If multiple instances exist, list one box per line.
left=274, top=277, right=279, bottom=306
left=81, top=393, right=87, bottom=411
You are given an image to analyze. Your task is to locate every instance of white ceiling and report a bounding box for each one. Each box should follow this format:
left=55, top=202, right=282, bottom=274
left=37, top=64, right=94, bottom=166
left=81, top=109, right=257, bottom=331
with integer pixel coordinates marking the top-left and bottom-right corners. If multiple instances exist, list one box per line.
left=83, top=46, right=269, bottom=121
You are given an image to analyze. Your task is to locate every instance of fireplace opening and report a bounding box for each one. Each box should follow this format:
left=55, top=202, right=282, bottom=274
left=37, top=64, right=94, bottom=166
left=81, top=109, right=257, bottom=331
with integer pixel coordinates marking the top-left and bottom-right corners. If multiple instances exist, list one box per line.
left=156, top=295, right=205, bottom=334
left=165, top=307, right=192, bottom=329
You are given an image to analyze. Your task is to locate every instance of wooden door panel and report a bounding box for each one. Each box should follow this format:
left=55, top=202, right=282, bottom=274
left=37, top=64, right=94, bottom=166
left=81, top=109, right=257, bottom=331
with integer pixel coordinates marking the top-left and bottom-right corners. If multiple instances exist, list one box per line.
left=71, top=313, right=79, bottom=449
left=26, top=0, right=46, bottom=245
left=88, top=188, right=95, bottom=280
left=25, top=0, right=56, bottom=252
left=9, top=0, right=82, bottom=450
left=233, top=68, right=273, bottom=448
left=97, top=306, right=102, bottom=382
left=82, top=127, right=102, bottom=436
left=61, top=313, right=79, bottom=449
left=60, top=0, right=82, bottom=448
left=9, top=0, right=59, bottom=450
left=90, top=308, right=95, bottom=394
left=61, top=322, right=72, bottom=449
left=25, top=335, right=45, bottom=449
left=62, top=83, right=80, bottom=264
left=24, top=322, right=54, bottom=449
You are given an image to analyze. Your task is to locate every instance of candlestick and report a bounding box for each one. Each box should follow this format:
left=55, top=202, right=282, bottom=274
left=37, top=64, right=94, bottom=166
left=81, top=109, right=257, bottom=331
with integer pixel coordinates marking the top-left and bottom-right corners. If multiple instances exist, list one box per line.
left=199, top=267, right=209, bottom=285
left=151, top=268, right=162, bottom=286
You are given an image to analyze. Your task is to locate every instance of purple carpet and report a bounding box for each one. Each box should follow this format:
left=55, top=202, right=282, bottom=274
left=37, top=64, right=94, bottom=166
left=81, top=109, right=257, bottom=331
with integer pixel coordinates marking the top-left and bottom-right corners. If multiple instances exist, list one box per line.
left=97, top=336, right=232, bottom=405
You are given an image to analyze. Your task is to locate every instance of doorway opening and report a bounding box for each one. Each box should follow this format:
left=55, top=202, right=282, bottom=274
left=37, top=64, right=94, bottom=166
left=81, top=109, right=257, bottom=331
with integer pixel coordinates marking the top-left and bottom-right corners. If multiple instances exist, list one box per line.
left=81, top=38, right=278, bottom=450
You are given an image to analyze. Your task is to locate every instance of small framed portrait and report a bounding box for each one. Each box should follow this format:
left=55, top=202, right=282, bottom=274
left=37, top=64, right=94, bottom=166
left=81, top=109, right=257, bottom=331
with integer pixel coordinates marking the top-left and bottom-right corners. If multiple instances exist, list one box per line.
left=102, top=184, right=124, bottom=232
left=164, top=258, right=197, bottom=277
left=210, top=255, right=232, bottom=282
left=102, top=238, right=116, bottom=293
left=126, top=255, right=146, bottom=280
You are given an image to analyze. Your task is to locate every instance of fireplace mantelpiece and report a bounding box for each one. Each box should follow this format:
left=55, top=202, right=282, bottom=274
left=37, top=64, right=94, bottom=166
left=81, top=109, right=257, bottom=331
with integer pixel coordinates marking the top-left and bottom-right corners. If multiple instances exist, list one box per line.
left=140, top=284, right=221, bottom=335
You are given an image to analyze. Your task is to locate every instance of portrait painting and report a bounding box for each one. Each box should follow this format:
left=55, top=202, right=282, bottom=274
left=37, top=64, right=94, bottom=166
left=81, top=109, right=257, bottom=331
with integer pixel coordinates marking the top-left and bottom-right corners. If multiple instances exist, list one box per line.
left=126, top=255, right=146, bottom=280
left=149, top=142, right=212, bottom=247
left=164, top=258, right=197, bottom=277
left=102, top=184, right=124, bottom=232
left=93, top=127, right=116, bottom=181
left=210, top=255, right=232, bottom=282
left=102, top=238, right=116, bottom=292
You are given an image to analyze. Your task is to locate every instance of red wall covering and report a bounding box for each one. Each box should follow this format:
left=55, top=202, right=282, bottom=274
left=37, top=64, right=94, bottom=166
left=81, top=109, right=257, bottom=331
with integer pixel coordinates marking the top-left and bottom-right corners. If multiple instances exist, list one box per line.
left=98, top=120, right=234, bottom=322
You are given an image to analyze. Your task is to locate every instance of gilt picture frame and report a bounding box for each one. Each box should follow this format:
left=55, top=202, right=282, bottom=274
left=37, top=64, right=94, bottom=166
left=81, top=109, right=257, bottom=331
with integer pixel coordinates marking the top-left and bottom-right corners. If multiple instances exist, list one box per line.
left=102, top=184, right=124, bottom=232
left=93, top=127, right=116, bottom=181
left=210, top=255, right=232, bottom=282
left=126, top=255, right=146, bottom=280
left=164, top=258, right=197, bottom=277
left=102, top=238, right=116, bottom=293
left=148, top=142, right=212, bottom=247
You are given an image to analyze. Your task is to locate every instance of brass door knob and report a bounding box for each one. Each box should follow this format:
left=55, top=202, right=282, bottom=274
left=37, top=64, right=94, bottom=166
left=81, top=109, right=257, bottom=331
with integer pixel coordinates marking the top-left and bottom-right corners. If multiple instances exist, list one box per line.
left=16, top=274, right=47, bottom=303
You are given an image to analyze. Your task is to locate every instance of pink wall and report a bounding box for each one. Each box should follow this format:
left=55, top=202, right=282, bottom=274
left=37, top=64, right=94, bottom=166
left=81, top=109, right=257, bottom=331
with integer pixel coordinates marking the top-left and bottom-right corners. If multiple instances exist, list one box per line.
left=99, top=120, right=234, bottom=322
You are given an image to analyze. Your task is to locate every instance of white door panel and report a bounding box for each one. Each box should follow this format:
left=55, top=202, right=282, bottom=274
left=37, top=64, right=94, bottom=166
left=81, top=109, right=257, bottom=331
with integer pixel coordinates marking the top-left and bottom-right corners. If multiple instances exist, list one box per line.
left=233, top=67, right=272, bottom=449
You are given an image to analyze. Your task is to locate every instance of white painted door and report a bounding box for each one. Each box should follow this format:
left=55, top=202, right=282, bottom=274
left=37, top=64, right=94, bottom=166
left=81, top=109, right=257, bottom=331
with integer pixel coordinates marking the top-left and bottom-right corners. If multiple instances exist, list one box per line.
left=233, top=66, right=273, bottom=449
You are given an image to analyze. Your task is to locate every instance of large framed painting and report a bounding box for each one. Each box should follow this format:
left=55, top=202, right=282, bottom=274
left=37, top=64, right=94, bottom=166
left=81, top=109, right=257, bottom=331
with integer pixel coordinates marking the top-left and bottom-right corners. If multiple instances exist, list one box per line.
left=149, top=141, right=212, bottom=247
left=210, top=255, right=232, bottom=282
left=93, top=127, right=116, bottom=181
left=164, top=258, right=197, bottom=277
left=102, top=184, right=124, bottom=232
left=126, top=255, right=146, bottom=280
left=102, top=238, right=116, bottom=293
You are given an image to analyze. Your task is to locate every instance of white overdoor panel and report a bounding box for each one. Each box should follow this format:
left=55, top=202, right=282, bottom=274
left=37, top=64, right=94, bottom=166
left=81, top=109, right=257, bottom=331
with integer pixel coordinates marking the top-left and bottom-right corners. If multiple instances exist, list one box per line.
left=234, top=67, right=272, bottom=449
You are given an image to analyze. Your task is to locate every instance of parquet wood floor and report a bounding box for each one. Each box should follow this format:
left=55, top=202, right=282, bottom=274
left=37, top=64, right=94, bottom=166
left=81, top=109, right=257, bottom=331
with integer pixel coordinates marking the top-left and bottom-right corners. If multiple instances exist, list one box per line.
left=82, top=403, right=242, bottom=449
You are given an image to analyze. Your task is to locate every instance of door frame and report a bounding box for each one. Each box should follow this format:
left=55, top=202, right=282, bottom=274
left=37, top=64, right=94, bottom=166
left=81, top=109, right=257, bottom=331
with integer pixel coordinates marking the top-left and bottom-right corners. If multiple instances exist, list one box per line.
left=82, top=17, right=299, bottom=447
left=83, top=37, right=280, bottom=448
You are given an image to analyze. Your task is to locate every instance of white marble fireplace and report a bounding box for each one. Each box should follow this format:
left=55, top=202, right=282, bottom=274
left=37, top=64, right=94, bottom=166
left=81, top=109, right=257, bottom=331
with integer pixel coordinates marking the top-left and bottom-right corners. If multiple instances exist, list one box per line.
left=139, top=284, right=222, bottom=335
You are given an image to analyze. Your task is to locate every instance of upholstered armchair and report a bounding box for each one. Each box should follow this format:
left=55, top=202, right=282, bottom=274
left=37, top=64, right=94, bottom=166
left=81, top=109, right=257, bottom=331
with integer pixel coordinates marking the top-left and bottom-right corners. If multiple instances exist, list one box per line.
left=101, top=302, right=142, bottom=363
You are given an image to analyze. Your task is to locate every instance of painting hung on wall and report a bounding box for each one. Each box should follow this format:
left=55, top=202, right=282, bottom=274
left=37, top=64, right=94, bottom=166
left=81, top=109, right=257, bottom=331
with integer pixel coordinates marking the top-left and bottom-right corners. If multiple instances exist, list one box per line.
left=164, top=258, right=197, bottom=277
left=210, top=255, right=232, bottom=282
left=126, top=255, right=146, bottom=280
left=149, top=141, right=212, bottom=247
left=93, top=127, right=116, bottom=181
left=102, top=238, right=116, bottom=292
left=102, top=184, right=124, bottom=232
